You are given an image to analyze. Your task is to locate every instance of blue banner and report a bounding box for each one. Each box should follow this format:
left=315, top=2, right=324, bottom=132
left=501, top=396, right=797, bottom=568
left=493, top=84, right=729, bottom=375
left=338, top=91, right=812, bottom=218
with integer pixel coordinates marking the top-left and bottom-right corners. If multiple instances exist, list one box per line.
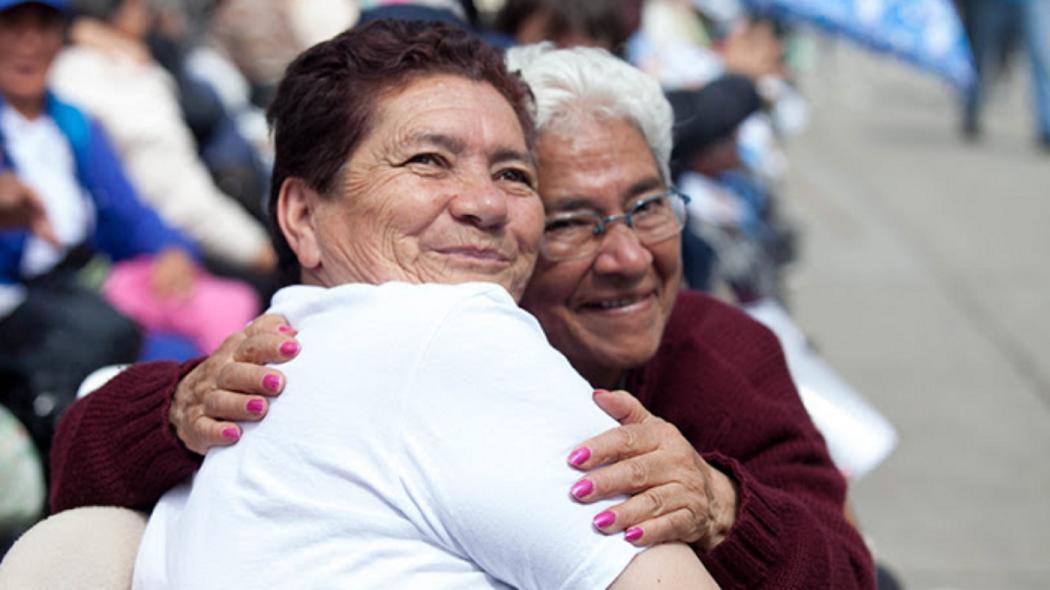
left=743, top=0, right=976, bottom=89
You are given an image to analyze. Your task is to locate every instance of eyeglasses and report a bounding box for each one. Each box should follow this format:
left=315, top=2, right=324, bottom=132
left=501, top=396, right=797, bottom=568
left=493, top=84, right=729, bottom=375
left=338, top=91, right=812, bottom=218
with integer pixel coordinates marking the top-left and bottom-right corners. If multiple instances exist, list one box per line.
left=539, top=189, right=691, bottom=262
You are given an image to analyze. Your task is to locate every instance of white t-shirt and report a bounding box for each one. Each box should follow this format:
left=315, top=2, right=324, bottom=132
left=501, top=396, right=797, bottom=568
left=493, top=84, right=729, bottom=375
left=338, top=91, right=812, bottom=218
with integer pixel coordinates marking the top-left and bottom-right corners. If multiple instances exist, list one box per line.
left=134, top=282, right=642, bottom=590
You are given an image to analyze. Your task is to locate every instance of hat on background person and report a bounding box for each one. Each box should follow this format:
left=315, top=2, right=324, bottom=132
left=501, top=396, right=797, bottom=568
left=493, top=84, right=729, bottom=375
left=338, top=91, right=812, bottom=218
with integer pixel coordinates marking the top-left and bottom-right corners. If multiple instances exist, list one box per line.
left=669, top=73, right=762, bottom=176
left=0, top=0, right=67, bottom=13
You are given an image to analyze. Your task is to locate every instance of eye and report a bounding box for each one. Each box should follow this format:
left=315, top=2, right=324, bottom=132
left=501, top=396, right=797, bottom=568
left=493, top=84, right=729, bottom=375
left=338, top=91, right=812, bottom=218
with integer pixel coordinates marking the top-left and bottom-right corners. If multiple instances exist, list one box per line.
left=631, top=194, right=667, bottom=216
left=404, top=153, right=446, bottom=167
left=496, top=167, right=535, bottom=189
left=544, top=215, right=595, bottom=236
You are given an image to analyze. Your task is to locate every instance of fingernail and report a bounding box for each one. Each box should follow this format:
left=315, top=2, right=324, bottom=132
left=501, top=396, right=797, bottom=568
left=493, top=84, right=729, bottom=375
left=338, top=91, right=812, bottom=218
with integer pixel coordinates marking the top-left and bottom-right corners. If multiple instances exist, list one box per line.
left=262, top=373, right=281, bottom=393
left=567, top=447, right=591, bottom=467
left=593, top=389, right=609, bottom=396
left=246, top=399, right=265, bottom=414
left=593, top=510, right=616, bottom=529
left=278, top=324, right=294, bottom=334
left=222, top=427, right=240, bottom=441
left=279, top=341, right=299, bottom=357
left=624, top=527, right=643, bottom=542
left=570, top=479, right=593, bottom=499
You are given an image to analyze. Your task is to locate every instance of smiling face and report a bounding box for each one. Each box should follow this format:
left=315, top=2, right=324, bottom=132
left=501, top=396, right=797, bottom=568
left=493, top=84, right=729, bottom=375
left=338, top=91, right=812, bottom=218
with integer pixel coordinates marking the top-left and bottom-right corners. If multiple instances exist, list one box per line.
left=520, top=115, right=682, bottom=388
left=286, top=74, right=543, bottom=300
left=0, top=4, right=65, bottom=117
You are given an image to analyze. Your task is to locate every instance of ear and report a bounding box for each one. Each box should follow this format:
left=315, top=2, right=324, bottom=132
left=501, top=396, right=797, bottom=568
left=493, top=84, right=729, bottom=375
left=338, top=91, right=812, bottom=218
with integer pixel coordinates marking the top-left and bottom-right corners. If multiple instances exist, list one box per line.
left=277, top=177, right=323, bottom=270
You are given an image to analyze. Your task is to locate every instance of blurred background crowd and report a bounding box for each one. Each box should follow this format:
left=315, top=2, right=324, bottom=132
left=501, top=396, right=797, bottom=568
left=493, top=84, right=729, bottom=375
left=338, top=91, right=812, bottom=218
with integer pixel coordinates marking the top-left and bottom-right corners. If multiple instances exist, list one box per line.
left=1, top=0, right=1047, bottom=587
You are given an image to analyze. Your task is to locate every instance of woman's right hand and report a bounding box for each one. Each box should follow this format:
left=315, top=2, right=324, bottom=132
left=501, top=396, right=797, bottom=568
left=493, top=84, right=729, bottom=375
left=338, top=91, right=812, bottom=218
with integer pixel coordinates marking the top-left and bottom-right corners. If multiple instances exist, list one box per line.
left=169, top=314, right=300, bottom=454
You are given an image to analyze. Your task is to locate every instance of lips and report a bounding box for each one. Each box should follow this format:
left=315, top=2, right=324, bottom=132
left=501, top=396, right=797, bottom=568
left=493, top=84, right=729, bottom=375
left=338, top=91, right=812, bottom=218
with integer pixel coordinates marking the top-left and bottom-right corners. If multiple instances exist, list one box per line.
left=578, top=291, right=656, bottom=312
left=436, top=246, right=511, bottom=262
left=431, top=244, right=517, bottom=272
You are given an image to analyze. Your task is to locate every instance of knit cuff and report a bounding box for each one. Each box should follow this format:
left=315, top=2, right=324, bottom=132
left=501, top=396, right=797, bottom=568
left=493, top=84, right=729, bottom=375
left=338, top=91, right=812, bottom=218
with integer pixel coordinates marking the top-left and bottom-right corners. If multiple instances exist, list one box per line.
left=698, top=451, right=784, bottom=588
left=87, top=358, right=204, bottom=510
left=150, top=358, right=208, bottom=468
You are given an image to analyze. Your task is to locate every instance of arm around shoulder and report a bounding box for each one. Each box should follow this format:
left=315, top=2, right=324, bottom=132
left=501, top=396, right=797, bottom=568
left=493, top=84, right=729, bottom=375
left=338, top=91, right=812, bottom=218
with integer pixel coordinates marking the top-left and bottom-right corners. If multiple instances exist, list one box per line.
left=49, top=359, right=204, bottom=513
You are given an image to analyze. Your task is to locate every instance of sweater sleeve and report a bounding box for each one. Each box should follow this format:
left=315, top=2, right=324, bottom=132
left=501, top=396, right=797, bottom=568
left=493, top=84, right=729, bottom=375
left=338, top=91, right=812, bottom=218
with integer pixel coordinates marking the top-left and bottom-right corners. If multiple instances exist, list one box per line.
left=698, top=313, right=875, bottom=590
left=48, top=359, right=205, bottom=513
left=633, top=292, right=876, bottom=590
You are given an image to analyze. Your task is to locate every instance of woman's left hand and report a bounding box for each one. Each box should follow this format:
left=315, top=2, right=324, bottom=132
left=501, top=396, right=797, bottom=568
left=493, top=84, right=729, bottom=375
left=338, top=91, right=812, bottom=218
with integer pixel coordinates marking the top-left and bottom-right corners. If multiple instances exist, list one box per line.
left=567, top=390, right=739, bottom=552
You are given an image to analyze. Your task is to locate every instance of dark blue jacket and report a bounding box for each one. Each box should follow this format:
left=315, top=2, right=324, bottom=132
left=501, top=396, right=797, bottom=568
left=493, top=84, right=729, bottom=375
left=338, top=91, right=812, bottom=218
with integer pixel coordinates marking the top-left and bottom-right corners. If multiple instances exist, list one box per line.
left=0, top=93, right=198, bottom=285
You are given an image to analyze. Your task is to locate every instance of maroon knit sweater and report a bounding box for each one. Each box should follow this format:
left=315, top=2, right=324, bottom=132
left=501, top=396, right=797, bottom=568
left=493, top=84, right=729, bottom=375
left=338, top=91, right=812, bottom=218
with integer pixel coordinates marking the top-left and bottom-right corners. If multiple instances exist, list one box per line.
left=49, top=290, right=874, bottom=589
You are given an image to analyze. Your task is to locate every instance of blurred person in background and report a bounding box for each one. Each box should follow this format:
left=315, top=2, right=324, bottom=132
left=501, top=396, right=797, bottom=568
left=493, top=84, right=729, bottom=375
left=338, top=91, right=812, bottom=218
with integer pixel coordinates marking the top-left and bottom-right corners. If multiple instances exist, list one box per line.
left=145, top=0, right=271, bottom=227
left=628, top=0, right=784, bottom=89
left=0, top=402, right=45, bottom=558
left=0, top=0, right=256, bottom=461
left=493, top=0, right=636, bottom=53
left=957, top=0, right=1050, bottom=150
left=207, top=0, right=360, bottom=106
left=628, top=0, right=799, bottom=303
left=49, top=0, right=278, bottom=281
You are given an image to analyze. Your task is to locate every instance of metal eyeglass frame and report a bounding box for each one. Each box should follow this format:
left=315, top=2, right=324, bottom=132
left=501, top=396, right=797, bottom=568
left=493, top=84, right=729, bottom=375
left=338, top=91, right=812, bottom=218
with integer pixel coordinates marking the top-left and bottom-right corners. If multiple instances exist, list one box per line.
left=539, top=188, right=692, bottom=262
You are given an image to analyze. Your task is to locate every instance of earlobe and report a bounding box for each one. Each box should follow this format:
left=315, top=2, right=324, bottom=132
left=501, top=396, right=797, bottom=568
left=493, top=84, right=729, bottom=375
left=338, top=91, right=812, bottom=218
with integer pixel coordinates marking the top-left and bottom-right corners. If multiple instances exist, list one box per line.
left=277, top=177, right=322, bottom=270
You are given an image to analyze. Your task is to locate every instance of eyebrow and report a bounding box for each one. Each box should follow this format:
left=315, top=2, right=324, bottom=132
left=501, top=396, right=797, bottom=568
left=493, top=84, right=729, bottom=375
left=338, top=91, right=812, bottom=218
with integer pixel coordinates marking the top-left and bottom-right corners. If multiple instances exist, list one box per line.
left=491, top=147, right=534, bottom=167
left=623, top=177, right=665, bottom=202
left=407, top=132, right=466, bottom=154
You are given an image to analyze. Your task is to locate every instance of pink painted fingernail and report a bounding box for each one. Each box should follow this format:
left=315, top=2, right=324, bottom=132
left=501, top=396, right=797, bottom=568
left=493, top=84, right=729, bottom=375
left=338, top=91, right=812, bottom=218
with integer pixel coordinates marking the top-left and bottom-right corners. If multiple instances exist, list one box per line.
left=570, top=479, right=594, bottom=499
left=593, top=510, right=616, bottom=529
left=262, top=373, right=281, bottom=393
left=246, top=399, right=265, bottom=414
left=567, top=447, right=591, bottom=467
left=624, top=527, right=643, bottom=542
left=222, top=427, right=240, bottom=441
left=278, top=324, right=294, bottom=334
left=279, top=341, right=299, bottom=357
left=593, top=389, right=609, bottom=396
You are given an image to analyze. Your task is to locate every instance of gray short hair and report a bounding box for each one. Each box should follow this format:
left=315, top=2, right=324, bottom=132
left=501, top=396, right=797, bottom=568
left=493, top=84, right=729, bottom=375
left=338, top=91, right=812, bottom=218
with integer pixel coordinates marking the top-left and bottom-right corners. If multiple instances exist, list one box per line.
left=506, top=43, right=673, bottom=183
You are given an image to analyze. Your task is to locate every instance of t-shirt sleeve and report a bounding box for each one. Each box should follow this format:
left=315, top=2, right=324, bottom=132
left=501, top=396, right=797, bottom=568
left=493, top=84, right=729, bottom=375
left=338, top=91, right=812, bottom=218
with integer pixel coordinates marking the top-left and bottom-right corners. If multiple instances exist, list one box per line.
left=397, top=288, right=643, bottom=590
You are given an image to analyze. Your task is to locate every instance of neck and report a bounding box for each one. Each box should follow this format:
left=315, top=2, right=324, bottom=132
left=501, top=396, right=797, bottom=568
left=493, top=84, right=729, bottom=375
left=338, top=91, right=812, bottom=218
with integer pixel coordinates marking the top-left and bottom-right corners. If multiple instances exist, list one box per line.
left=578, top=364, right=626, bottom=391
left=4, top=95, right=46, bottom=120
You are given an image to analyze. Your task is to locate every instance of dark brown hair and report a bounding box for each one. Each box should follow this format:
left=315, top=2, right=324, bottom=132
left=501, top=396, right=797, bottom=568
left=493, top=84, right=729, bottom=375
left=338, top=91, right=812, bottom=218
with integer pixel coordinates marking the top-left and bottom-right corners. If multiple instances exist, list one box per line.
left=266, top=18, right=535, bottom=285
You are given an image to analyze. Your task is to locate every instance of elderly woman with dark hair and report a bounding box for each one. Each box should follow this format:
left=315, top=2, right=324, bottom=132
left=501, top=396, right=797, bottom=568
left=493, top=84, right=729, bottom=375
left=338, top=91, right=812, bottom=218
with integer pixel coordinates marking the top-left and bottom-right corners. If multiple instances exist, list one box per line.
left=48, top=24, right=875, bottom=590
left=125, top=18, right=715, bottom=590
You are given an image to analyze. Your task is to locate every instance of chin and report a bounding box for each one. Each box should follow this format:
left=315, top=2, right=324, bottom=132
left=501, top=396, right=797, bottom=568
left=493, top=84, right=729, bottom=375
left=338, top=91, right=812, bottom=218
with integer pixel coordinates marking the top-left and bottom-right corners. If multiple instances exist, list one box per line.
left=585, top=336, right=662, bottom=379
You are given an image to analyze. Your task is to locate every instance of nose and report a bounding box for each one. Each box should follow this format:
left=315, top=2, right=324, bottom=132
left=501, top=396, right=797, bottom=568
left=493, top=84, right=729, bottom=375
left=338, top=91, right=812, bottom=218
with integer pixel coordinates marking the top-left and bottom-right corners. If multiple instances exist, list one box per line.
left=448, top=178, right=509, bottom=230
left=591, top=223, right=653, bottom=279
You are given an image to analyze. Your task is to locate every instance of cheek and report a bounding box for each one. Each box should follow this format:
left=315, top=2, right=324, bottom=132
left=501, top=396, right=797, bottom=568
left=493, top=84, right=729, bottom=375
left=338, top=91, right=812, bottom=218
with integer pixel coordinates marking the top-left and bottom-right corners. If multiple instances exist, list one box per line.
left=522, top=260, right=583, bottom=316
left=653, top=239, right=683, bottom=285
left=511, top=197, right=545, bottom=249
left=344, top=172, right=442, bottom=235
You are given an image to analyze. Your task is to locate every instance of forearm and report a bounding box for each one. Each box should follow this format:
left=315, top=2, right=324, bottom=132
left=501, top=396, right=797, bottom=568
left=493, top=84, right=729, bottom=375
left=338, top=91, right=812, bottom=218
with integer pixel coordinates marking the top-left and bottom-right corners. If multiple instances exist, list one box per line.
left=697, top=454, right=875, bottom=590
left=48, top=359, right=205, bottom=513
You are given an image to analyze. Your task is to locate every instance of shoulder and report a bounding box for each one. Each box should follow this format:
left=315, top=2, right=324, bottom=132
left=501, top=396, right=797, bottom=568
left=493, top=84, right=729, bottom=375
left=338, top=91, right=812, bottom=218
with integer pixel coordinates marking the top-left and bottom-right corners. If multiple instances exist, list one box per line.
left=662, top=290, right=781, bottom=356
left=638, top=291, right=795, bottom=411
left=269, top=281, right=524, bottom=332
left=44, top=93, right=113, bottom=154
left=267, top=282, right=541, bottom=369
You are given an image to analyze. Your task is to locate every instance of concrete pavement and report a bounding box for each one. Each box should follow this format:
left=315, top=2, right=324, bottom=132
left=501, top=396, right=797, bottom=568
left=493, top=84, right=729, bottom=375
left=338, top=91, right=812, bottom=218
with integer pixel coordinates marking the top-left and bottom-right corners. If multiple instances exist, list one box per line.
left=782, top=39, right=1050, bottom=589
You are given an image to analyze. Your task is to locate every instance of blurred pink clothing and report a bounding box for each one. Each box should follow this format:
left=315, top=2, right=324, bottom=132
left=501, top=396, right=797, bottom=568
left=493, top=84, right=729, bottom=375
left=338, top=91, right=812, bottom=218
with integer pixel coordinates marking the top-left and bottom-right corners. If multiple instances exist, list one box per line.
left=103, top=257, right=259, bottom=354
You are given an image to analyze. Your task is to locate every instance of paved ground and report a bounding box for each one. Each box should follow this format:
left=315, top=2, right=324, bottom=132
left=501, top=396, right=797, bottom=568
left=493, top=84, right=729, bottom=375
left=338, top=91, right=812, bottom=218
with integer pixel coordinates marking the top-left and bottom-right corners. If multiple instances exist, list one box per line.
left=782, top=38, right=1050, bottom=589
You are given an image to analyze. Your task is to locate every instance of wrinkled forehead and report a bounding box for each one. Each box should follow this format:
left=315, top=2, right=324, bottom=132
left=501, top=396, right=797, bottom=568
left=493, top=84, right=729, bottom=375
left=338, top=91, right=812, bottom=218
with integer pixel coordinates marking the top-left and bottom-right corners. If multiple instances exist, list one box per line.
left=370, top=74, right=534, bottom=159
left=534, top=115, right=664, bottom=212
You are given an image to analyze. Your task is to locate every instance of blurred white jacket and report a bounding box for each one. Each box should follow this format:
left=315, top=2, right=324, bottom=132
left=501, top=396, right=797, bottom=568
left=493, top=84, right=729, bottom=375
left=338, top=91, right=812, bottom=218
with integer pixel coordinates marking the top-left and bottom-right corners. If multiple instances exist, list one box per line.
left=50, top=45, right=270, bottom=270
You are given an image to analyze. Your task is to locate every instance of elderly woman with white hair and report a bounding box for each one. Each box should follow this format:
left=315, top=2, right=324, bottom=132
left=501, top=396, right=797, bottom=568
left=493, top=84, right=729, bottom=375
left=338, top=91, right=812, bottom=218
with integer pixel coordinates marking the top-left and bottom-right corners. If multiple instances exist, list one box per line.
left=47, top=26, right=875, bottom=590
